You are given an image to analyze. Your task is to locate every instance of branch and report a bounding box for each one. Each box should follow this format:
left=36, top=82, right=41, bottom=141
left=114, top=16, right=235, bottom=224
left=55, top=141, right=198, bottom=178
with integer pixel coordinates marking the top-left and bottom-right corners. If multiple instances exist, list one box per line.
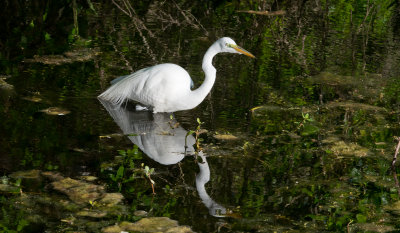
left=236, top=10, right=286, bottom=16
left=111, top=0, right=132, bottom=17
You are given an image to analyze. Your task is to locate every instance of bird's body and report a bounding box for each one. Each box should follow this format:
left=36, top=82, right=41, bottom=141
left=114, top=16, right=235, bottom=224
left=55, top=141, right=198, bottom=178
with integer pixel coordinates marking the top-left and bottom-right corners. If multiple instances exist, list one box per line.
left=102, top=64, right=195, bottom=112
left=98, top=37, right=254, bottom=113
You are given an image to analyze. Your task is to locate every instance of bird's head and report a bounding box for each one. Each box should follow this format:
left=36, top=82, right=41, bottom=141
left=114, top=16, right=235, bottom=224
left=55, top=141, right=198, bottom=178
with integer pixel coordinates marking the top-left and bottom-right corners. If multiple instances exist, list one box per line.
left=217, top=37, right=255, bottom=58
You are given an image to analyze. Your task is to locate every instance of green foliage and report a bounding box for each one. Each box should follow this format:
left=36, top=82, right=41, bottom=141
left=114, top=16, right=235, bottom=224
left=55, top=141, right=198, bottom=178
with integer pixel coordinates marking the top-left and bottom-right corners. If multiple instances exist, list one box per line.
left=0, top=200, right=30, bottom=232
left=105, top=146, right=144, bottom=192
left=356, top=213, right=367, bottom=223
left=103, top=145, right=157, bottom=196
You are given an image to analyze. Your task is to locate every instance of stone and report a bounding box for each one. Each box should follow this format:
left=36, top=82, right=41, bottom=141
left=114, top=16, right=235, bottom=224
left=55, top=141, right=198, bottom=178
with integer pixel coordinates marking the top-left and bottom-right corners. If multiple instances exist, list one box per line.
left=164, top=226, right=194, bottom=233
left=10, top=169, right=41, bottom=179
left=102, top=224, right=122, bottom=233
left=39, top=107, right=71, bottom=116
left=98, top=193, right=124, bottom=207
left=52, top=178, right=104, bottom=204
left=78, top=176, right=98, bottom=182
left=0, top=78, right=15, bottom=100
left=115, top=217, right=194, bottom=233
left=214, top=134, right=239, bottom=140
left=77, top=210, right=107, bottom=218
left=0, top=183, right=20, bottom=193
left=348, top=223, right=395, bottom=233
left=134, top=210, right=148, bottom=217
left=41, top=171, right=65, bottom=181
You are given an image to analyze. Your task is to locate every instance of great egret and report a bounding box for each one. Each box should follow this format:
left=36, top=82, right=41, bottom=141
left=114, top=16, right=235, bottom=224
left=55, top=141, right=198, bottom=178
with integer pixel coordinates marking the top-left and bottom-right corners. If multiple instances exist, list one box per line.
left=98, top=37, right=255, bottom=113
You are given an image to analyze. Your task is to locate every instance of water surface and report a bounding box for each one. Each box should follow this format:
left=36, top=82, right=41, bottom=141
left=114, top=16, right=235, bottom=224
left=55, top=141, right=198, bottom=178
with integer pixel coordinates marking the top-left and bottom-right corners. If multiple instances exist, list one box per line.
left=1, top=1, right=400, bottom=232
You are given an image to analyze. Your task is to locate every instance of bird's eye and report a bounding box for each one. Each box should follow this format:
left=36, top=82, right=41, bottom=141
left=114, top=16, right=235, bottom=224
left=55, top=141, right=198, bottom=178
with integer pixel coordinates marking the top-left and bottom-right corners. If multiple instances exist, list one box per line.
left=225, top=43, right=231, bottom=48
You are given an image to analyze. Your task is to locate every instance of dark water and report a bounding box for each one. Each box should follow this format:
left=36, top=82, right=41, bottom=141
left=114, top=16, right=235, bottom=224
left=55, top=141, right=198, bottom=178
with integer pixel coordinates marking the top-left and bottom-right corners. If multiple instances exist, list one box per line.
left=1, top=0, right=400, bottom=232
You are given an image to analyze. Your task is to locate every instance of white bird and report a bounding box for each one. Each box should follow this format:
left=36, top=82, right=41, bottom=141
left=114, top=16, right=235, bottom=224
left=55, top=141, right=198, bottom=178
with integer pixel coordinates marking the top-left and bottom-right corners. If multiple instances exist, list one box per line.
left=98, top=37, right=255, bottom=113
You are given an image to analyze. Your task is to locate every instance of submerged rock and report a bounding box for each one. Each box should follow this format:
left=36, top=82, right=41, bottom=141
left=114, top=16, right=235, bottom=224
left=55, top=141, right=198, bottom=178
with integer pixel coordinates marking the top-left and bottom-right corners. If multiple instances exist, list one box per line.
left=0, top=183, right=20, bottom=193
left=323, top=137, right=371, bottom=157
left=134, top=210, right=148, bottom=217
left=384, top=200, right=400, bottom=215
left=310, top=72, right=384, bottom=102
left=24, top=48, right=100, bottom=65
left=214, top=134, right=239, bottom=140
left=310, top=72, right=360, bottom=86
left=78, top=175, right=98, bottom=182
left=364, top=174, right=394, bottom=189
left=10, top=169, right=41, bottom=179
left=22, top=95, right=43, bottom=103
left=348, top=222, right=395, bottom=233
left=77, top=209, right=107, bottom=218
left=102, top=217, right=193, bottom=233
left=332, top=141, right=370, bottom=157
left=310, top=72, right=383, bottom=89
left=39, top=107, right=71, bottom=116
left=98, top=193, right=124, bottom=207
left=102, top=224, right=122, bottom=233
left=51, top=176, right=127, bottom=218
left=324, top=101, right=386, bottom=112
left=41, top=171, right=65, bottom=181
left=120, top=217, right=190, bottom=232
left=164, top=226, right=194, bottom=233
left=52, top=177, right=104, bottom=204
left=0, top=77, right=15, bottom=100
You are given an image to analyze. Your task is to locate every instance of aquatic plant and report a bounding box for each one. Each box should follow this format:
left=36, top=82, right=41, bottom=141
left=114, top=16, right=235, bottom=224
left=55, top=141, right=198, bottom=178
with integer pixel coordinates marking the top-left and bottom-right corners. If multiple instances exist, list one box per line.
left=102, top=146, right=157, bottom=196
left=143, top=165, right=155, bottom=194
left=185, top=118, right=205, bottom=155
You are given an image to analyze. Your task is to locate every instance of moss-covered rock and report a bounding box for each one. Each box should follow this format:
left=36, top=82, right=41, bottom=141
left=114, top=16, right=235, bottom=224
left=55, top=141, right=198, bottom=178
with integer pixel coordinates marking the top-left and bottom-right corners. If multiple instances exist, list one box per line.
left=10, top=169, right=41, bottom=179
left=98, top=193, right=124, bottom=207
left=51, top=178, right=104, bottom=204
left=101, top=217, right=193, bottom=233
left=0, top=183, right=20, bottom=193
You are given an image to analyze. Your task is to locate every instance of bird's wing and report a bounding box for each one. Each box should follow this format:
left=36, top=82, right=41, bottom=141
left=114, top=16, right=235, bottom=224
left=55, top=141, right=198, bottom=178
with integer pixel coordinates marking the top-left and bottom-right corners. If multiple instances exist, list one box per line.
left=98, top=67, right=152, bottom=106
left=110, top=74, right=130, bottom=85
left=98, top=64, right=192, bottom=109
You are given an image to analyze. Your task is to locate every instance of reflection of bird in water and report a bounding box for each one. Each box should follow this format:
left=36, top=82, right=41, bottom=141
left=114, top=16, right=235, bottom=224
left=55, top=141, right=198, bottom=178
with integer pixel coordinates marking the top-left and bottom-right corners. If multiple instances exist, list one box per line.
left=196, top=152, right=227, bottom=217
left=99, top=99, right=195, bottom=165
left=98, top=37, right=255, bottom=113
left=100, top=100, right=234, bottom=217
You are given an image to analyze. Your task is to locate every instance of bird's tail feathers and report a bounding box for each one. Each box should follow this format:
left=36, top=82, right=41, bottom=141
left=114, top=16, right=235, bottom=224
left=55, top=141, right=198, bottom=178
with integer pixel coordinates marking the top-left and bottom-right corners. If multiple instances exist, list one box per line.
left=98, top=73, right=140, bottom=106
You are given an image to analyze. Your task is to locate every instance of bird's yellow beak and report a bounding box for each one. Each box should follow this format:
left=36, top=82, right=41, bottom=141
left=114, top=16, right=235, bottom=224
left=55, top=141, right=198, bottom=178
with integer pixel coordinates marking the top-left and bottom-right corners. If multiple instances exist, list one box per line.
left=232, top=45, right=256, bottom=58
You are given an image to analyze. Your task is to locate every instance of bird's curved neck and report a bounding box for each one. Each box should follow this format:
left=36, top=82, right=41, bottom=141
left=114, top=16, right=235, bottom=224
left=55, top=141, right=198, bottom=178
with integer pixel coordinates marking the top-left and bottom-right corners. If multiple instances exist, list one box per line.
left=189, top=43, right=219, bottom=107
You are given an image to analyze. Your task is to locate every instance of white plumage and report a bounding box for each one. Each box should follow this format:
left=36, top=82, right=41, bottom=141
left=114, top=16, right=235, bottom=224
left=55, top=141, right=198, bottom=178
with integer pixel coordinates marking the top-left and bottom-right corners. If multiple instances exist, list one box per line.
left=98, top=37, right=255, bottom=113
